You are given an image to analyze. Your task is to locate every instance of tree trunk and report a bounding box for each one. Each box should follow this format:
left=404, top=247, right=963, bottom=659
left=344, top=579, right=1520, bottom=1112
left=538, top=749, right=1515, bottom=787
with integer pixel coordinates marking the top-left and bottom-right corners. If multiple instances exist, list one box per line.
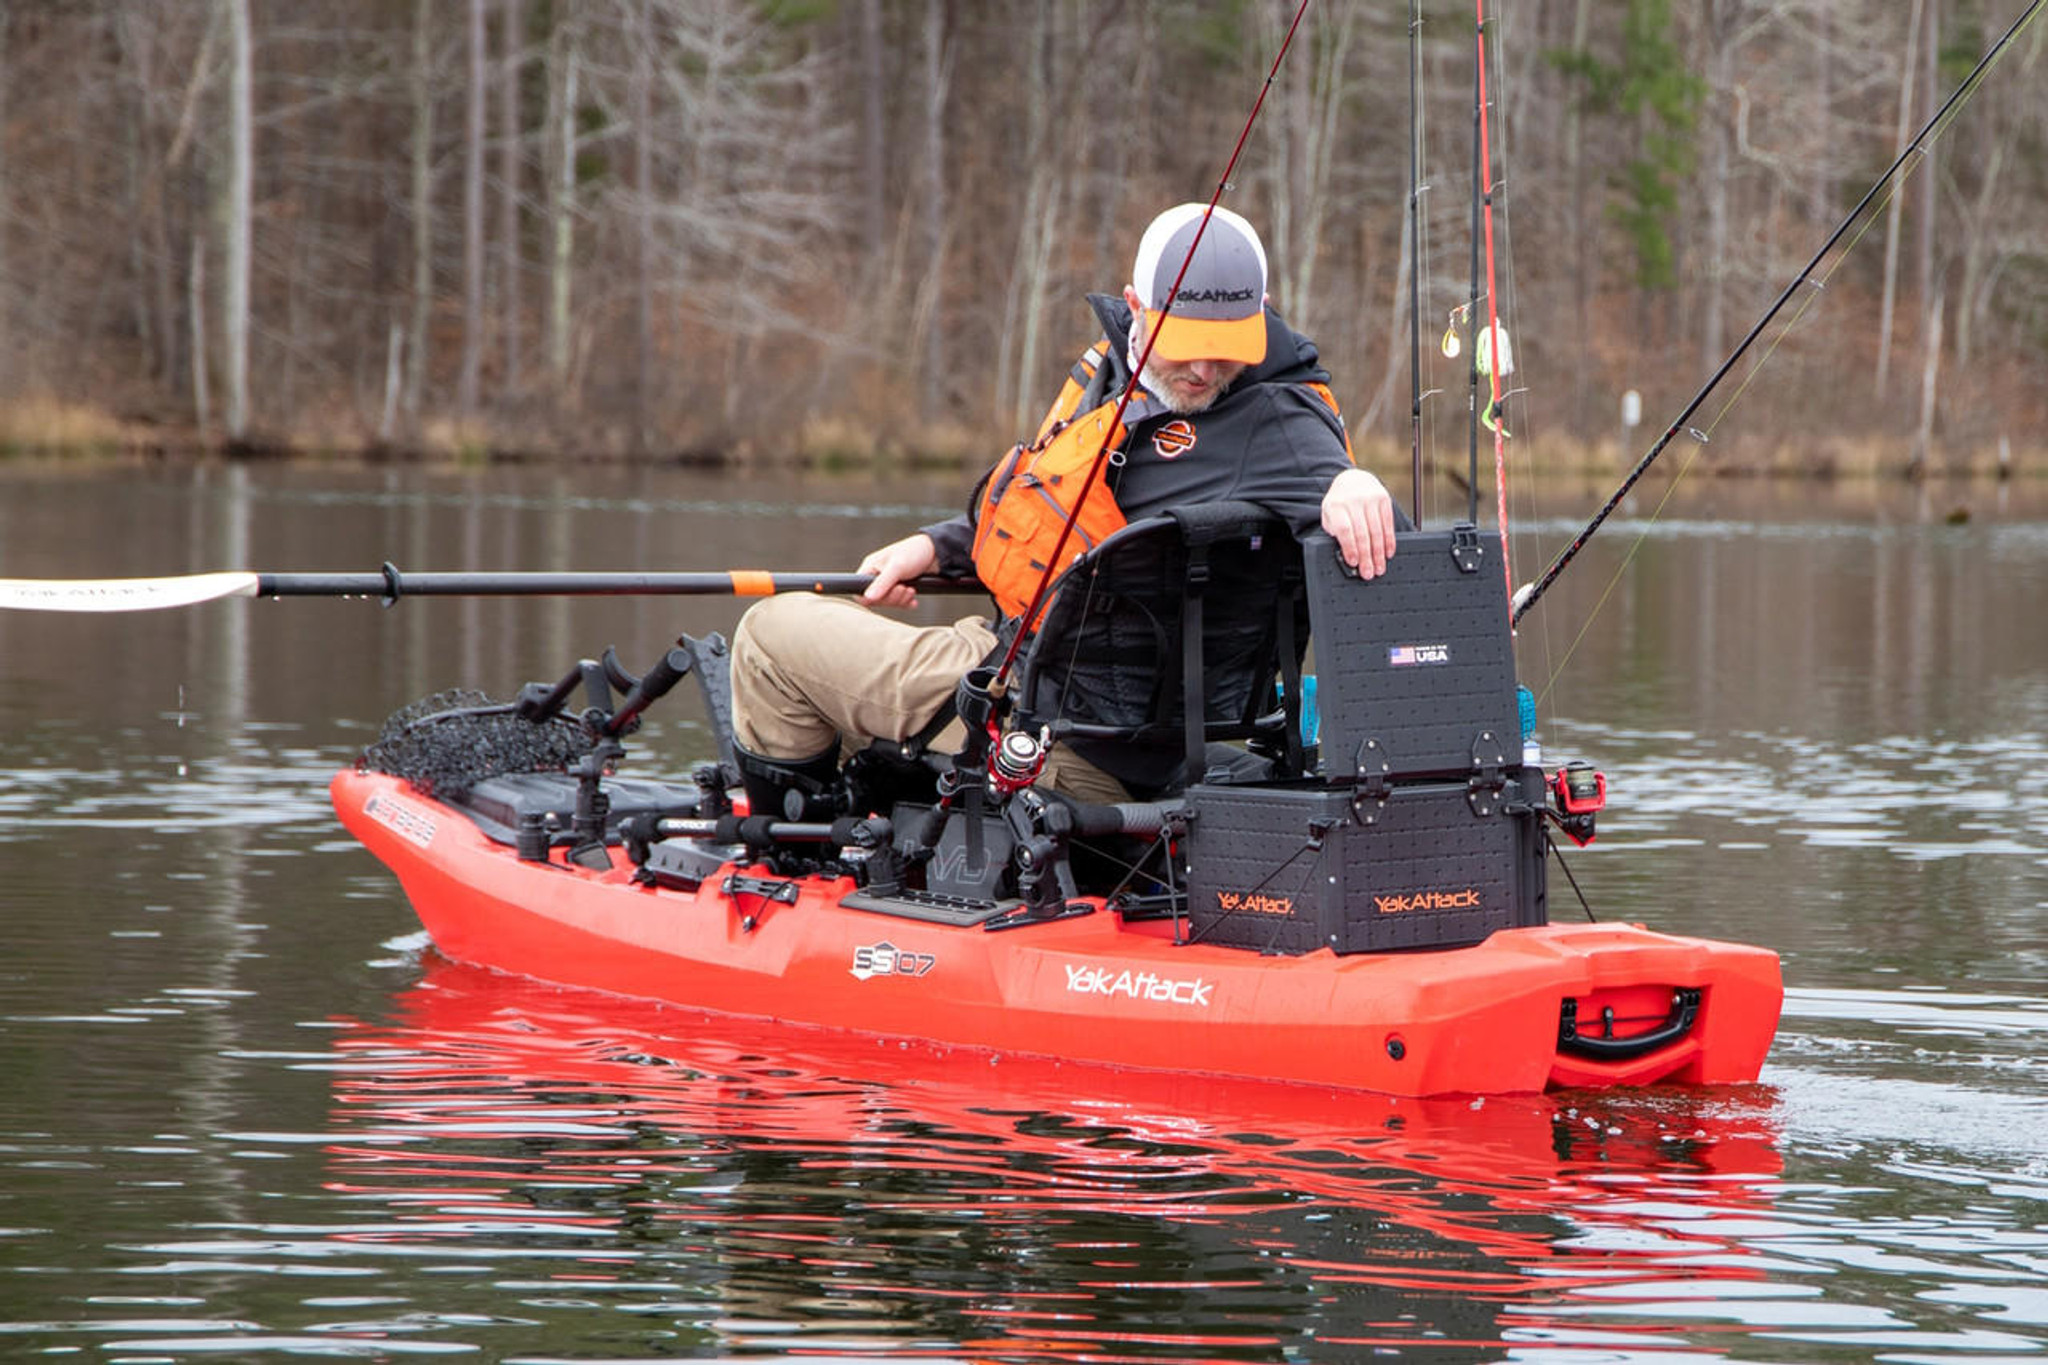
left=1954, top=141, right=2005, bottom=370
left=915, top=0, right=948, bottom=419
left=1910, top=290, right=1942, bottom=477
left=499, top=0, right=522, bottom=392
left=1697, top=0, right=1736, bottom=374
left=222, top=0, right=252, bottom=440
left=1911, top=0, right=1940, bottom=416
left=1874, top=0, right=1923, bottom=399
left=0, top=3, right=7, bottom=349
left=1564, top=0, right=1592, bottom=432
left=459, top=0, right=487, bottom=420
left=190, top=233, right=212, bottom=435
left=858, top=0, right=887, bottom=254
left=544, top=15, right=577, bottom=394
left=1001, top=4, right=1070, bottom=436
left=1809, top=0, right=1833, bottom=227
left=630, top=0, right=654, bottom=448
left=407, top=0, right=435, bottom=423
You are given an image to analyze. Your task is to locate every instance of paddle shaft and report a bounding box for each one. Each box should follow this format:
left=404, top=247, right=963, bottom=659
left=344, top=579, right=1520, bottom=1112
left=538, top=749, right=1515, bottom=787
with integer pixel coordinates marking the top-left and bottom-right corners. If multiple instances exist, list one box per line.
left=257, top=568, right=984, bottom=601
left=0, top=566, right=985, bottom=612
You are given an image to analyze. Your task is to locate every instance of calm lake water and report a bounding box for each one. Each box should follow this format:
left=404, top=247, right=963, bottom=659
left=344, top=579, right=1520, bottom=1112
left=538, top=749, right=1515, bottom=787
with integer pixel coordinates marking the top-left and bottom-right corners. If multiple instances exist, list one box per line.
left=2, top=460, right=2045, bottom=1362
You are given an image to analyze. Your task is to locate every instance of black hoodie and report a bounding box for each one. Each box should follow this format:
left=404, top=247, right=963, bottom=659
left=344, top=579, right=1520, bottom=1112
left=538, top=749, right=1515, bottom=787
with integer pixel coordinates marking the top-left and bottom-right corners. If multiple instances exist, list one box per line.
left=921, top=293, right=1356, bottom=579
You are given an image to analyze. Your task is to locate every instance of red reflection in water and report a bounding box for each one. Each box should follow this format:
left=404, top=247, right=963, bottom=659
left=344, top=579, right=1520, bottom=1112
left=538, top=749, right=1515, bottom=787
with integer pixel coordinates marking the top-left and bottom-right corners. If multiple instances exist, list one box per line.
left=321, top=954, right=1786, bottom=1360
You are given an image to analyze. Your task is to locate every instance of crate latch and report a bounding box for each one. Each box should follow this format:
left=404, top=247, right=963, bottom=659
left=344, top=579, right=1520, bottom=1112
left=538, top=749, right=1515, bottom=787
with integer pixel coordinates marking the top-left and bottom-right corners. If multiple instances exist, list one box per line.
left=1449, top=524, right=1485, bottom=574
left=1467, top=729, right=1508, bottom=815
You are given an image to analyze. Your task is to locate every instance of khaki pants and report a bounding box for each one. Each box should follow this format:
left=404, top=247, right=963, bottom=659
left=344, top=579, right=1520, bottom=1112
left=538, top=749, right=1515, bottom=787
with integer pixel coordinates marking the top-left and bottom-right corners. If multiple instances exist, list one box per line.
left=729, top=594, right=1130, bottom=804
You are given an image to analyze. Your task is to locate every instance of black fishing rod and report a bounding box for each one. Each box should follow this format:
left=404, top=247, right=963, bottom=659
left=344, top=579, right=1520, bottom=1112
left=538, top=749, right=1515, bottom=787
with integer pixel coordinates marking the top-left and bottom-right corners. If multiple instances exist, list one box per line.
left=1510, top=0, right=2047, bottom=629
left=992, top=0, right=1315, bottom=685
left=1407, top=0, right=1425, bottom=525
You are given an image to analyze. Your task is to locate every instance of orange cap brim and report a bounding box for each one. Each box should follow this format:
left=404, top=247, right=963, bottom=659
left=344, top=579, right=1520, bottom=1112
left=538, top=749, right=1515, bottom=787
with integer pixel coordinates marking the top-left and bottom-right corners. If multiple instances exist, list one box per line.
left=1143, top=307, right=1267, bottom=366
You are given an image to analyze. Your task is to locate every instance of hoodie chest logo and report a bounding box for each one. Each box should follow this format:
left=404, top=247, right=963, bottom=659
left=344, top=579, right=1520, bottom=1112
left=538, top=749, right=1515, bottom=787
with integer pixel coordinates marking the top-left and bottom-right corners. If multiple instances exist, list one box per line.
left=1152, top=419, right=1198, bottom=460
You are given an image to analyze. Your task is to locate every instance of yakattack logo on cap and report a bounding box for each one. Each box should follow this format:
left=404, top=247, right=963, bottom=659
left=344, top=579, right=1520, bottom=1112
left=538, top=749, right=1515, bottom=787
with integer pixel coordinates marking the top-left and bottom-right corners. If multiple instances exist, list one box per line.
left=1064, top=963, right=1213, bottom=1008
left=850, top=941, right=936, bottom=981
left=1152, top=419, right=1197, bottom=459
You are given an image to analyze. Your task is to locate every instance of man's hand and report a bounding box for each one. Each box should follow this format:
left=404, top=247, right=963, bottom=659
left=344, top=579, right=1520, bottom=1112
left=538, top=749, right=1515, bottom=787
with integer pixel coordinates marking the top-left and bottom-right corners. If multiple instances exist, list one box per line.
left=1321, top=467, right=1397, bottom=578
left=857, top=532, right=940, bottom=608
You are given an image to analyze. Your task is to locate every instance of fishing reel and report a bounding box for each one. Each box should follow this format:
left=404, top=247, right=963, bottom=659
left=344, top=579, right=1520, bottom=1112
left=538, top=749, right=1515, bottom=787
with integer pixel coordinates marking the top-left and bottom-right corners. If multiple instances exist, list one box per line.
left=1546, top=761, right=1606, bottom=847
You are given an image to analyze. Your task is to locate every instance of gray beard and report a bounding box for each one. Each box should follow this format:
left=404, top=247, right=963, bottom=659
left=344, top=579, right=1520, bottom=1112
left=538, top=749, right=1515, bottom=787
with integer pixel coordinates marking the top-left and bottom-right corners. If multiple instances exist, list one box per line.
left=1137, top=358, right=1221, bottom=416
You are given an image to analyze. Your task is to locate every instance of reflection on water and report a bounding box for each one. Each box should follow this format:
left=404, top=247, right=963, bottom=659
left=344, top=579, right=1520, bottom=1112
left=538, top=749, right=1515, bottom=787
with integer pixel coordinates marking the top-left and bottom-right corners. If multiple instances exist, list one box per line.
left=2, top=463, right=2046, bottom=1360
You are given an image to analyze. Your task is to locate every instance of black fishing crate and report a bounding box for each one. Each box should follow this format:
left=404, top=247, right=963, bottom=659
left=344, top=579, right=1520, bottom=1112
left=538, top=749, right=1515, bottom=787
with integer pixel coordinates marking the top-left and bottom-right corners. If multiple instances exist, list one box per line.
left=1303, top=526, right=1521, bottom=782
left=1180, top=781, right=1543, bottom=955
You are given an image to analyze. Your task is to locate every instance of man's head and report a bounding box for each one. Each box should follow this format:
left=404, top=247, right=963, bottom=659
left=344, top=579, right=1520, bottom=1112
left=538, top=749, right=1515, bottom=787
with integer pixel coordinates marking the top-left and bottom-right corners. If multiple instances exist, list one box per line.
left=1125, top=203, right=1269, bottom=414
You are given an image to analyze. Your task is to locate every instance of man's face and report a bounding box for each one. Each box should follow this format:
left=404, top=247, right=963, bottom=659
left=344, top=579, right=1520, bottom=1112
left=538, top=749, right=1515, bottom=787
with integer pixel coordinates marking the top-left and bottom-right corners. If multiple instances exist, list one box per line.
left=1124, top=289, right=1250, bottom=415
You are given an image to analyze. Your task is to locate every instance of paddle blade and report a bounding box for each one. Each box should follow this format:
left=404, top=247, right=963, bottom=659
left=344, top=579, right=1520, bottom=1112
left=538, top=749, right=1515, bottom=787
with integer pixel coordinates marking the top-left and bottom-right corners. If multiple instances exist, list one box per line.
left=0, top=571, right=262, bottom=613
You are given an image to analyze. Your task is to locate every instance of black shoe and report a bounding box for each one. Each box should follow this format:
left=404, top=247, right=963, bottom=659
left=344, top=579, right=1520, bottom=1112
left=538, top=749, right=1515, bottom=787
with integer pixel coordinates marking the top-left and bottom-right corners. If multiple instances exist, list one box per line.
left=732, top=740, right=844, bottom=822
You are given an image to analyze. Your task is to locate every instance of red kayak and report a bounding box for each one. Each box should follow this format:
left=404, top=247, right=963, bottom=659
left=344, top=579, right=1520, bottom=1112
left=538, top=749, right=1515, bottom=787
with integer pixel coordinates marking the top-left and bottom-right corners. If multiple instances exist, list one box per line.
left=332, top=767, right=1778, bottom=1098
left=332, top=517, right=1781, bottom=1098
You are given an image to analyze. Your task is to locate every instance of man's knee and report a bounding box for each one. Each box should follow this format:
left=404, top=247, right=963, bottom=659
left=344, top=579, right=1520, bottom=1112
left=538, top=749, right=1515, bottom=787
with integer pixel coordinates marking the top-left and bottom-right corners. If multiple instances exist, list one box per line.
left=732, top=593, right=827, bottom=671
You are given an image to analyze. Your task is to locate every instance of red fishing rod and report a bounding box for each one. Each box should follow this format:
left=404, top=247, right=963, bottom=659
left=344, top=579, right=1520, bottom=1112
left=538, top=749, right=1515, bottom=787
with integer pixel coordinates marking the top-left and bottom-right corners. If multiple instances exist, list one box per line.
left=988, top=0, right=1315, bottom=689
left=1510, top=0, right=2047, bottom=630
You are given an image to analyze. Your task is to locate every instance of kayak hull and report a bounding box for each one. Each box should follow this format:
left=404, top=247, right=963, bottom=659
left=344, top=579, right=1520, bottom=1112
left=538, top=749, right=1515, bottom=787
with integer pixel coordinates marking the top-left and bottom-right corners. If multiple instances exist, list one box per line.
left=333, top=768, right=1781, bottom=1097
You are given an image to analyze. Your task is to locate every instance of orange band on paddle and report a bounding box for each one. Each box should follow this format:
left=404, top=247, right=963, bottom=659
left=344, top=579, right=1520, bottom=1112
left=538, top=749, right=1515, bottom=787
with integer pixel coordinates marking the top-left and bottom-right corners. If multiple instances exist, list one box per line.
left=729, top=571, right=777, bottom=596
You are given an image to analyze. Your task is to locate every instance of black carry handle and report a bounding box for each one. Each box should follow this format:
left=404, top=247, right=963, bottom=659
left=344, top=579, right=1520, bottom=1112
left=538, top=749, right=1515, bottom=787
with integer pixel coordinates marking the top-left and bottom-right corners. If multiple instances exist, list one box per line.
left=1557, top=987, right=1701, bottom=1062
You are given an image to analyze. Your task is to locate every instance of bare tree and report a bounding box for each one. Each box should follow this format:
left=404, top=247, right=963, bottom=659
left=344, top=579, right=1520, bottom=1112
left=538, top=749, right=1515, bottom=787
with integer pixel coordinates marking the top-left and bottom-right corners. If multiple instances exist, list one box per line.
left=500, top=0, right=523, bottom=393
left=407, top=0, right=436, bottom=423
left=543, top=7, right=580, bottom=396
left=221, top=0, right=252, bottom=439
left=458, top=0, right=487, bottom=418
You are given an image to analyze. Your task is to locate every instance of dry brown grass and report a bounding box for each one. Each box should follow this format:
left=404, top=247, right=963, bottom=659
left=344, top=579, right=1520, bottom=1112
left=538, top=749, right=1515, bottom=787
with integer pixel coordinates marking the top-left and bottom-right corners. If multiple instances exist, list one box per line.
left=0, top=395, right=138, bottom=455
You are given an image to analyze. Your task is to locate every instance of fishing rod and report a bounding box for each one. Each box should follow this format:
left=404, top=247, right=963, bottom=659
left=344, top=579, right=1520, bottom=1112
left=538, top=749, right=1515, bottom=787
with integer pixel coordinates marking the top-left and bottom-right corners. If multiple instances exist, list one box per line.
left=1510, top=0, right=2047, bottom=630
left=0, top=567, right=986, bottom=614
left=1406, top=0, right=1424, bottom=525
left=992, top=0, right=1314, bottom=685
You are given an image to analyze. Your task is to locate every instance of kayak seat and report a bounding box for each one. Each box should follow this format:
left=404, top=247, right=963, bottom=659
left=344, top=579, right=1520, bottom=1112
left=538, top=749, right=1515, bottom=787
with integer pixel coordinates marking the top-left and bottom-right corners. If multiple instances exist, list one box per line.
left=1009, top=500, right=1310, bottom=800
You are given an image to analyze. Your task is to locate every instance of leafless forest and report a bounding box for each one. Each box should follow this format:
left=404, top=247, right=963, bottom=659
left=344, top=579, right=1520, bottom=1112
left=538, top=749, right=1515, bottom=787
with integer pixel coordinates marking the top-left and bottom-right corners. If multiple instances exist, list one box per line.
left=1, top=0, right=2043, bottom=474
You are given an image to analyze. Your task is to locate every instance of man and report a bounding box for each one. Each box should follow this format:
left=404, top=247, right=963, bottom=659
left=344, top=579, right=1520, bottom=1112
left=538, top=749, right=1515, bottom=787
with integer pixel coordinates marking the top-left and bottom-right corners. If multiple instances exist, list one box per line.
left=729, top=203, right=1398, bottom=810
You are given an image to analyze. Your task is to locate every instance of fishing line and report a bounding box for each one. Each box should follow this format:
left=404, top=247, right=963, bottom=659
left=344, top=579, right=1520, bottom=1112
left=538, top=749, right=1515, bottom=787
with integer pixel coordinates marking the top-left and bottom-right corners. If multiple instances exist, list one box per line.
left=1509, top=0, right=2048, bottom=635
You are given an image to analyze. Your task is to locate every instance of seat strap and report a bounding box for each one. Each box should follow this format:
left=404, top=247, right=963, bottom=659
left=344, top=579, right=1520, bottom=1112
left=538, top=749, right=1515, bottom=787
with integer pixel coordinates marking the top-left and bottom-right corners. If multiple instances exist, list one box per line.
left=1275, top=559, right=1305, bottom=777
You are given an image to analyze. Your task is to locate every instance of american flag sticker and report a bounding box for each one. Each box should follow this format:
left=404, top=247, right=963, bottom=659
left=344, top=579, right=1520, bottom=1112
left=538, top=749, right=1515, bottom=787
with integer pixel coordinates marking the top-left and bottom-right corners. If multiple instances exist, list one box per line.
left=1388, top=643, right=1451, bottom=666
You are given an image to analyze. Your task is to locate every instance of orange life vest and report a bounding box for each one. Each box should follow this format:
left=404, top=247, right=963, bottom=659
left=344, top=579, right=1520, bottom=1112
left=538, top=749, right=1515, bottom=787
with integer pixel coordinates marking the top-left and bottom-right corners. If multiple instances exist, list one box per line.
left=969, top=342, right=1355, bottom=625
left=970, top=343, right=1129, bottom=623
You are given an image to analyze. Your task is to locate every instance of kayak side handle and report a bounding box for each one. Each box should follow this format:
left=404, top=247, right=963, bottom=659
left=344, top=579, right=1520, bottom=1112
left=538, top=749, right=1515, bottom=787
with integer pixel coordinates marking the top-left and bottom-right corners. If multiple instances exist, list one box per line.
left=1557, top=987, right=1702, bottom=1062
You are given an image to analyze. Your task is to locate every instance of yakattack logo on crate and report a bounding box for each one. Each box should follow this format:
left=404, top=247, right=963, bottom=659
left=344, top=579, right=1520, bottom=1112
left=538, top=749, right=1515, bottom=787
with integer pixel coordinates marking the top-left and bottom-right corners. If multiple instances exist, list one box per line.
left=1375, top=887, right=1482, bottom=915
left=1064, top=963, right=1213, bottom=1008
left=849, top=941, right=936, bottom=982
left=1213, top=890, right=1293, bottom=916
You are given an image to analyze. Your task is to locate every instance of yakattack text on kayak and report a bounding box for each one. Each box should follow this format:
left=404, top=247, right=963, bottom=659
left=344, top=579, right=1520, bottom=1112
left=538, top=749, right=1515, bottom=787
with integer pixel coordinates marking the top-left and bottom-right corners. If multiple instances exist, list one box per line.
left=1065, top=963, right=1214, bottom=1008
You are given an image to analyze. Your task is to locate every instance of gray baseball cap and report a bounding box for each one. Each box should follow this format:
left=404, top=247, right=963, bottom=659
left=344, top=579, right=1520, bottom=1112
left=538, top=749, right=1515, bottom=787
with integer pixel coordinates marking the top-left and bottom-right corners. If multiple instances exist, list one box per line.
left=1130, top=203, right=1269, bottom=365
